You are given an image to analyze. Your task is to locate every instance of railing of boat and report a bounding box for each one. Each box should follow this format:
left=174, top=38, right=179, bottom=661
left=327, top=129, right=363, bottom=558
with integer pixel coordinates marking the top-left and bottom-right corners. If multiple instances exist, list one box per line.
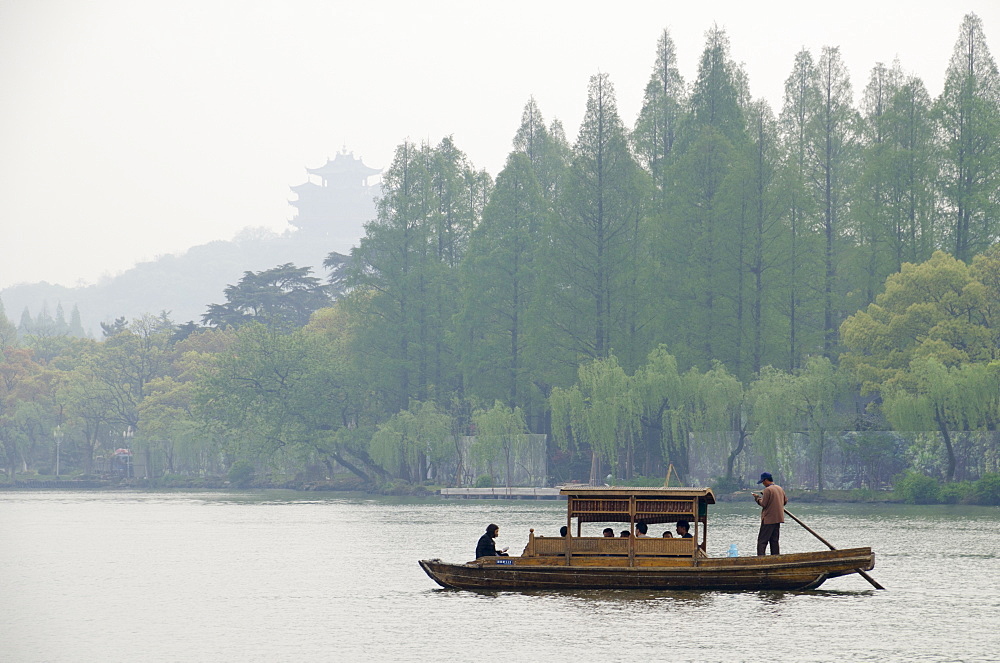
left=526, top=531, right=698, bottom=560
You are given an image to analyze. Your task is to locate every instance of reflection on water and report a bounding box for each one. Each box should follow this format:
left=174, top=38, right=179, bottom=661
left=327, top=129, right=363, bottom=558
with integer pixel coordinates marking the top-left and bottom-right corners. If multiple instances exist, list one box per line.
left=1, top=492, right=998, bottom=662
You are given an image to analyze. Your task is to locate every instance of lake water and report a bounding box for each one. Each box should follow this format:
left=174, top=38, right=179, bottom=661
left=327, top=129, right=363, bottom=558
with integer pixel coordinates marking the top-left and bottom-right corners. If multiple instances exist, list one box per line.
left=1, top=491, right=998, bottom=662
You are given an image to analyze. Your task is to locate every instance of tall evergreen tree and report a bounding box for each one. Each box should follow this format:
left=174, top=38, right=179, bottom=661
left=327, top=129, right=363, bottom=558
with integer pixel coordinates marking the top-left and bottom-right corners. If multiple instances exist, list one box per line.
left=853, top=61, right=905, bottom=306
left=348, top=141, right=430, bottom=411
left=778, top=49, right=823, bottom=370
left=935, top=12, right=1000, bottom=263
left=69, top=305, right=86, bottom=338
left=633, top=27, right=686, bottom=203
left=456, top=153, right=546, bottom=413
left=547, top=73, right=646, bottom=366
left=807, top=46, right=857, bottom=359
left=886, top=75, right=938, bottom=266
left=512, top=97, right=566, bottom=203
left=348, top=138, right=480, bottom=412
left=0, top=298, right=17, bottom=349
left=664, top=26, right=749, bottom=369
left=734, top=99, right=785, bottom=376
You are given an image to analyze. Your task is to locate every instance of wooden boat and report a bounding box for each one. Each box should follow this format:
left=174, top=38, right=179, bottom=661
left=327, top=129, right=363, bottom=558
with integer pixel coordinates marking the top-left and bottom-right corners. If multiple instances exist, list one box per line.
left=419, top=486, right=875, bottom=591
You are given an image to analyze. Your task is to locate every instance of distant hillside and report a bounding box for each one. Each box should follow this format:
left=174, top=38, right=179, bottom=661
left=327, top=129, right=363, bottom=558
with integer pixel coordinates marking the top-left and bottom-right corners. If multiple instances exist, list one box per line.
left=2, top=150, right=380, bottom=336
left=0, top=228, right=353, bottom=336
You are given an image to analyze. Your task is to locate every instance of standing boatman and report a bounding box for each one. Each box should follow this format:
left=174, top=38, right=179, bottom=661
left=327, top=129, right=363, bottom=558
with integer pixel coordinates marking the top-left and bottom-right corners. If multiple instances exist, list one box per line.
left=753, top=472, right=787, bottom=555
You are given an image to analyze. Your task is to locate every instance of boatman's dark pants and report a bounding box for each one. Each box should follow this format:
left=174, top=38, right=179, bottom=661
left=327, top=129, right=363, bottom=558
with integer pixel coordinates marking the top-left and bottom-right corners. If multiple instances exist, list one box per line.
left=757, top=523, right=780, bottom=555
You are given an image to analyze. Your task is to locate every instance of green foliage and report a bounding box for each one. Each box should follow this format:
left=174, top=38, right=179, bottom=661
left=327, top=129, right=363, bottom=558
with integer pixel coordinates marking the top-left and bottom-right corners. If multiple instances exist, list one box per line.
left=370, top=400, right=451, bottom=483
left=227, top=460, right=255, bottom=488
left=938, top=480, right=974, bottom=504
left=550, top=356, right=638, bottom=483
left=6, top=16, right=1000, bottom=488
left=202, top=263, right=331, bottom=332
left=750, top=357, right=853, bottom=489
left=973, top=472, right=1000, bottom=505
left=471, top=401, right=529, bottom=488
left=546, top=72, right=648, bottom=363
left=891, top=472, right=1000, bottom=505
left=456, top=152, right=546, bottom=411
left=934, top=13, right=1000, bottom=263
left=711, top=475, right=742, bottom=493
left=474, top=474, right=493, bottom=488
left=893, top=470, right=941, bottom=504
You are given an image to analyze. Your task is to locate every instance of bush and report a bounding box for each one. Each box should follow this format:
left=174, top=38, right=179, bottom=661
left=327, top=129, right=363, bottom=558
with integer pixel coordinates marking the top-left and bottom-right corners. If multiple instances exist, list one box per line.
left=893, top=471, right=940, bottom=504
left=938, top=481, right=973, bottom=504
left=227, top=461, right=255, bottom=488
left=973, top=473, right=1000, bottom=505
left=474, top=475, right=494, bottom=488
left=712, top=476, right=742, bottom=494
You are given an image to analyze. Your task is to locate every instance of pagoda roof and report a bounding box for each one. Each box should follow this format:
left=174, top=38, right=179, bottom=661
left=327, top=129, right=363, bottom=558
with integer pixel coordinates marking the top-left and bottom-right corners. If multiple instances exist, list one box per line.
left=307, top=151, right=381, bottom=178
left=290, top=181, right=322, bottom=193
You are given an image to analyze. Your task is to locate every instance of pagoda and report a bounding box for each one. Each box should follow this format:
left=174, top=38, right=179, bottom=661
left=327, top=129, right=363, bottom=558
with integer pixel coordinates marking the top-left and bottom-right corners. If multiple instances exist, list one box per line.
left=288, top=149, right=381, bottom=247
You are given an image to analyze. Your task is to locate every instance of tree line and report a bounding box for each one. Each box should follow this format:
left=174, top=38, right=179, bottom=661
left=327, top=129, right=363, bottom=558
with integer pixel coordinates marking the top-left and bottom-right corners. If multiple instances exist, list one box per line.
left=1, top=14, right=999, bottom=494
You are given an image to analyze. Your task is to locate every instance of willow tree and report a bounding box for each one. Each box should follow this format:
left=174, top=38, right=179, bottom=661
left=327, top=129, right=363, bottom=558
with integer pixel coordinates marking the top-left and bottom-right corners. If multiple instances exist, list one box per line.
left=749, top=357, right=851, bottom=491
left=550, top=356, right=638, bottom=484
left=471, top=401, right=530, bottom=489
left=681, top=361, right=746, bottom=485
left=196, top=322, right=383, bottom=483
left=369, top=400, right=451, bottom=483
left=631, top=346, right=685, bottom=478
left=881, top=358, right=1000, bottom=481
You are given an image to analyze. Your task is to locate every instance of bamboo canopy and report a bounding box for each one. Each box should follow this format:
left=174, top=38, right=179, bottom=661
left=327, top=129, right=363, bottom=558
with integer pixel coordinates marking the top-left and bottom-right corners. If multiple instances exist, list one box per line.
left=559, top=486, right=715, bottom=524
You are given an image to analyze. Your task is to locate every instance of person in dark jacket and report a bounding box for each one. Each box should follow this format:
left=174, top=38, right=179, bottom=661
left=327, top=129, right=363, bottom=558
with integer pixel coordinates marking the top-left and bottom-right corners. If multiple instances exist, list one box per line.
left=475, top=523, right=508, bottom=558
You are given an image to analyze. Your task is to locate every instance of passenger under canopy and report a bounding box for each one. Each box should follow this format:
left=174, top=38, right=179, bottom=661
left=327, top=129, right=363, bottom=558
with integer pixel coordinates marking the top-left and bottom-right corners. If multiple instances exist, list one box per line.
left=561, top=486, right=715, bottom=552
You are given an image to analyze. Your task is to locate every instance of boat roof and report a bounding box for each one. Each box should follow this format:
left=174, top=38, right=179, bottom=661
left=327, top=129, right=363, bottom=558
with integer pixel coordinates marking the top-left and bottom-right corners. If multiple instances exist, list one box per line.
left=559, top=486, right=716, bottom=503
left=559, top=486, right=716, bottom=524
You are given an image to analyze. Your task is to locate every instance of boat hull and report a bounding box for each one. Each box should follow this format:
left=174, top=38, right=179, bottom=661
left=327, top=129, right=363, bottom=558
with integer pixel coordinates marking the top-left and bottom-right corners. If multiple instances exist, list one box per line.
left=419, top=547, right=874, bottom=591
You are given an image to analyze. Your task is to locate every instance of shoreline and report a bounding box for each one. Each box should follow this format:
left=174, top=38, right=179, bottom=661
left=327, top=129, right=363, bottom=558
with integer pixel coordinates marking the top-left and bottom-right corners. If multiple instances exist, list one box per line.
left=0, top=477, right=903, bottom=503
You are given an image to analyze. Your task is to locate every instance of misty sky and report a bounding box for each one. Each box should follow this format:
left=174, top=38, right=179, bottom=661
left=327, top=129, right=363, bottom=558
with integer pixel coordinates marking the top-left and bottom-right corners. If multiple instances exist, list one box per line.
left=1, top=0, right=998, bottom=289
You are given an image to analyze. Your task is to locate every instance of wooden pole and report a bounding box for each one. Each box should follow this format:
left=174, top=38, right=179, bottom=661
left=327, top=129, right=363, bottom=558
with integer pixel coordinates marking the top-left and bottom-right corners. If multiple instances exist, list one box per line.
left=783, top=507, right=885, bottom=590
left=664, top=463, right=675, bottom=488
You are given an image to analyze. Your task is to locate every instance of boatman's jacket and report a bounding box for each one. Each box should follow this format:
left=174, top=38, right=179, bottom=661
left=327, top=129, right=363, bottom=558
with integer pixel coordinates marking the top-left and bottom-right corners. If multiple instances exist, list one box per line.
left=759, top=484, right=788, bottom=525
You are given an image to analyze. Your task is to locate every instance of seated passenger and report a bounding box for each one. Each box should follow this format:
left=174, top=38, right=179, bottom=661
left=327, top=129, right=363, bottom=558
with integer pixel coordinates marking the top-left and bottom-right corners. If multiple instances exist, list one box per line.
left=675, top=520, right=693, bottom=538
left=635, top=521, right=649, bottom=537
left=662, top=531, right=673, bottom=538
left=476, top=523, right=509, bottom=558
left=603, top=527, right=615, bottom=537
left=620, top=530, right=631, bottom=537
left=560, top=526, right=568, bottom=537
